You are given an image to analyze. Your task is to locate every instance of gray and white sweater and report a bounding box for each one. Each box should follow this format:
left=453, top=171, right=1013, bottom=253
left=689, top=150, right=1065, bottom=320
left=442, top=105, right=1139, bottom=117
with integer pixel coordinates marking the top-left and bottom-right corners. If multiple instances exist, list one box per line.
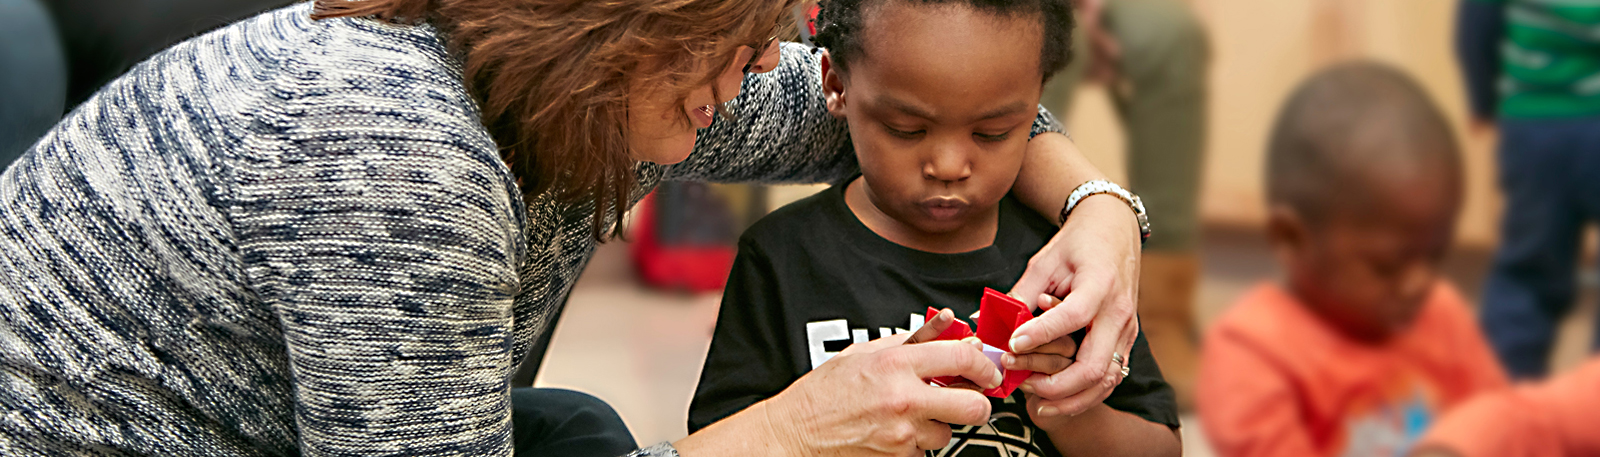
left=0, top=3, right=1060, bottom=456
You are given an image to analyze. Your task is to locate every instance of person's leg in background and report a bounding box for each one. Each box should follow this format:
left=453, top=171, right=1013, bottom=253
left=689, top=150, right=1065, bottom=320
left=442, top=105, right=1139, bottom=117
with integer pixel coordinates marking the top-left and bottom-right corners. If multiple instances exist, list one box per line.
left=512, top=388, right=637, bottom=457
left=1578, top=121, right=1600, bottom=358
left=0, top=0, right=66, bottom=168
left=1050, top=0, right=1210, bottom=410
left=1482, top=118, right=1587, bottom=380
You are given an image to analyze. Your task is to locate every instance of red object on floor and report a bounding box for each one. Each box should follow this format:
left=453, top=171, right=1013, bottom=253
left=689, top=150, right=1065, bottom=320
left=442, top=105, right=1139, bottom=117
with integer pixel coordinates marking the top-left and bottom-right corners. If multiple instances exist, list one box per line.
left=628, top=192, right=736, bottom=293
left=922, top=289, right=1036, bottom=398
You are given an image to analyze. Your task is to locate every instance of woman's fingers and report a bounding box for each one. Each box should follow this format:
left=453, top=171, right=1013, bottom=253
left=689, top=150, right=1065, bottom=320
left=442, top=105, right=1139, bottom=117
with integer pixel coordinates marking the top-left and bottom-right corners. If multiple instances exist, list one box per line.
left=914, top=421, right=956, bottom=453
left=911, top=384, right=993, bottom=426
left=898, top=340, right=1003, bottom=390
left=1011, top=268, right=1110, bottom=353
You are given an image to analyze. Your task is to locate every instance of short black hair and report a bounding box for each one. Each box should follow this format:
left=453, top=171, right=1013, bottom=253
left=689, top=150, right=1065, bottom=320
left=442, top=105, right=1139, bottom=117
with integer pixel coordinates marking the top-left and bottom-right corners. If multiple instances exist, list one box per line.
left=1266, top=61, right=1462, bottom=222
left=812, top=0, right=1075, bottom=83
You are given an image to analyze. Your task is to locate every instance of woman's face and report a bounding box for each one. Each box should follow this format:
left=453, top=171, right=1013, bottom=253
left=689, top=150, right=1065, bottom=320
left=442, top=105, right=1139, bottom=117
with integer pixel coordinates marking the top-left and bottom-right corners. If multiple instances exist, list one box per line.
left=626, top=42, right=781, bottom=164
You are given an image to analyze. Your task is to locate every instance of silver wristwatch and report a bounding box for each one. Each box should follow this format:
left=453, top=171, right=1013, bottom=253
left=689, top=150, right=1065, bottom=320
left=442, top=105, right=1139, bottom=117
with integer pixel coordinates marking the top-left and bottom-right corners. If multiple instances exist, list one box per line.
left=1059, top=180, right=1151, bottom=245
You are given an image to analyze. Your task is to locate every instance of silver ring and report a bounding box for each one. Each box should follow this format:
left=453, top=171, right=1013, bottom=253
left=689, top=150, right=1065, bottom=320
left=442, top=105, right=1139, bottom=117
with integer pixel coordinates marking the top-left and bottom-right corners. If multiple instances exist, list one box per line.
left=1120, top=365, right=1131, bottom=378
left=1111, top=352, right=1125, bottom=366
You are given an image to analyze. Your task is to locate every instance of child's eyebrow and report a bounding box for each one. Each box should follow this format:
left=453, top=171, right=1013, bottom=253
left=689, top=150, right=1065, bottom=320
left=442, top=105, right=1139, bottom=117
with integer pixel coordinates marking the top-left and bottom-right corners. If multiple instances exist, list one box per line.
left=974, top=102, right=1032, bottom=121
left=883, top=98, right=1033, bottom=122
left=883, top=97, right=938, bottom=120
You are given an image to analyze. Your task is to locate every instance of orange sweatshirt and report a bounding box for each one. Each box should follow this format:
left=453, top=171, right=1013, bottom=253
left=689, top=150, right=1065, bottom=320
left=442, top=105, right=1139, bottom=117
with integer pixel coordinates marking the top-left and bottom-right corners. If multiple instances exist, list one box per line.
left=1198, top=282, right=1508, bottom=457
left=1415, top=356, right=1600, bottom=457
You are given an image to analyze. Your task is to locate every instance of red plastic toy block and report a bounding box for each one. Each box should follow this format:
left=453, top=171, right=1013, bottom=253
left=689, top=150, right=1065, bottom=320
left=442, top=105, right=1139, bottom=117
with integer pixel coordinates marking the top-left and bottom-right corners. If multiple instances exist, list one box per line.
left=921, top=288, right=1035, bottom=398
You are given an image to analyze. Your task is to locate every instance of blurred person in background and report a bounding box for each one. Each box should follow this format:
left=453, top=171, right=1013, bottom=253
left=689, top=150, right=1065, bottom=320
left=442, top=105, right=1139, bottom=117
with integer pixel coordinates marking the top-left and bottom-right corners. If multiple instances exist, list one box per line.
left=0, top=0, right=1153, bottom=455
left=1039, top=0, right=1209, bottom=409
left=1458, top=0, right=1600, bottom=380
left=1408, top=355, right=1600, bottom=457
left=1198, top=62, right=1508, bottom=457
left=0, top=0, right=66, bottom=166
left=0, top=0, right=292, bottom=166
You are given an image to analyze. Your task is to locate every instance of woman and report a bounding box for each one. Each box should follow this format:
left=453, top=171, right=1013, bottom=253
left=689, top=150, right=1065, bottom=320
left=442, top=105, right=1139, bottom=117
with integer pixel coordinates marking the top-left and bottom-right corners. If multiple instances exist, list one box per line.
left=0, top=0, right=1145, bottom=455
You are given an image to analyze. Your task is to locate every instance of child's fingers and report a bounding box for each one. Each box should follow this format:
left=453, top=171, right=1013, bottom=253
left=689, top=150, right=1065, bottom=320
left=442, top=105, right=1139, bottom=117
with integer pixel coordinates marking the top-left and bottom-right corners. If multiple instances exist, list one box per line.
left=1017, top=332, right=1078, bottom=358
left=1003, top=352, right=1073, bottom=375
left=906, top=308, right=955, bottom=344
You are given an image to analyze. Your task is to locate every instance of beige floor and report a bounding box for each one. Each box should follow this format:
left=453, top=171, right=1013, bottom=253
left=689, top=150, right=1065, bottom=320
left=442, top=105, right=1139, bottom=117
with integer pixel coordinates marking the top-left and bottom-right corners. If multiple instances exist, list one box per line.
left=534, top=227, right=1595, bottom=455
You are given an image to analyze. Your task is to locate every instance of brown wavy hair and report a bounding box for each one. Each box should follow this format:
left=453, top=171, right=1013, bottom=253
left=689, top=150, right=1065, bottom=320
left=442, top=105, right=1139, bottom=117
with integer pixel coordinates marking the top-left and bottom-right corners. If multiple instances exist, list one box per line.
left=312, top=0, right=799, bottom=240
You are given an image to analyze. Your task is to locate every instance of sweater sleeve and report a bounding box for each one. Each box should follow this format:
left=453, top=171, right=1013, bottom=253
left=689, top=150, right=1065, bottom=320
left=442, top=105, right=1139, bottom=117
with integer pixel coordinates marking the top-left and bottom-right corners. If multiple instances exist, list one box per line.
left=1455, top=0, right=1505, bottom=120
left=233, top=72, right=524, bottom=455
left=664, top=42, right=1065, bottom=184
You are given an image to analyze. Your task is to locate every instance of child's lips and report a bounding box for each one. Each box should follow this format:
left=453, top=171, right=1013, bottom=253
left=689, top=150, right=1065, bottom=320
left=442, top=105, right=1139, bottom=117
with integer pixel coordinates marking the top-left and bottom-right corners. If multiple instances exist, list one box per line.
left=920, top=196, right=970, bottom=220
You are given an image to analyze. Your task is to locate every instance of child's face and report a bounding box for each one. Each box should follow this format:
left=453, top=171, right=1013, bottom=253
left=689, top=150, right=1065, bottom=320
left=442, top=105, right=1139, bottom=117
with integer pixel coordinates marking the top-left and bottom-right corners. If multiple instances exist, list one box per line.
left=820, top=2, right=1042, bottom=236
left=1270, top=168, right=1460, bottom=341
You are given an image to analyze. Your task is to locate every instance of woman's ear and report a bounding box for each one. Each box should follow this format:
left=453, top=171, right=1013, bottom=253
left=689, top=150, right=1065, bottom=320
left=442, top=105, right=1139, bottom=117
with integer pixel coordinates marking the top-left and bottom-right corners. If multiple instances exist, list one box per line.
left=820, top=50, right=848, bottom=118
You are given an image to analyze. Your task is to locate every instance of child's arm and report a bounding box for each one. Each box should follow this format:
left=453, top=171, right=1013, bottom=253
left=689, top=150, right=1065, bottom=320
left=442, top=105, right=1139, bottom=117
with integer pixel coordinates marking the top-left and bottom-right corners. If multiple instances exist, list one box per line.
left=1454, top=0, right=1505, bottom=124
left=1019, top=332, right=1180, bottom=457
left=1197, top=330, right=1318, bottom=457
left=687, top=238, right=798, bottom=433
left=1030, top=402, right=1180, bottom=456
left=1412, top=356, right=1600, bottom=457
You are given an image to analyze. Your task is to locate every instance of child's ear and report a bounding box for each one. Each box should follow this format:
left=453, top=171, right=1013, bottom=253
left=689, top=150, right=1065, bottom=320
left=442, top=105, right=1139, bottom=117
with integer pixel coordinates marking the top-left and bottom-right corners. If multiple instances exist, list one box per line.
left=1266, top=204, right=1311, bottom=270
left=820, top=50, right=848, bottom=118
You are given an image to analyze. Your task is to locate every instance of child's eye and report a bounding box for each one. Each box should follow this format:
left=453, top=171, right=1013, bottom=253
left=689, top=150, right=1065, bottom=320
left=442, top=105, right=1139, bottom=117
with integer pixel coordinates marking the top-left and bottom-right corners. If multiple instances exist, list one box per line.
left=883, top=123, right=925, bottom=139
left=974, top=131, right=1011, bottom=142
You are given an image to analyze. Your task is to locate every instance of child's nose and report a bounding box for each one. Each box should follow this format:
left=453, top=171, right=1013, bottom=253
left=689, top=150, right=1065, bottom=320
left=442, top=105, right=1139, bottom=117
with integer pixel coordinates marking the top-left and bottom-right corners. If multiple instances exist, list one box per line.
left=922, top=145, right=972, bottom=183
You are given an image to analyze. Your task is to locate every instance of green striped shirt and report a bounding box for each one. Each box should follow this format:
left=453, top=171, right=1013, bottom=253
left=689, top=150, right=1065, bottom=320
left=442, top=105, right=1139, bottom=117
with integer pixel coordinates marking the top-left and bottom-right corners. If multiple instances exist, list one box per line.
left=1481, top=0, right=1600, bottom=118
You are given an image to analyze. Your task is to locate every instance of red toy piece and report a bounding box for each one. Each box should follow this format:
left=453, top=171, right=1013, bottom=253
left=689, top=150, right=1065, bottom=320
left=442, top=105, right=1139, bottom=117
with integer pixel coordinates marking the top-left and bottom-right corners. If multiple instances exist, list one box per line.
left=921, top=288, right=1035, bottom=398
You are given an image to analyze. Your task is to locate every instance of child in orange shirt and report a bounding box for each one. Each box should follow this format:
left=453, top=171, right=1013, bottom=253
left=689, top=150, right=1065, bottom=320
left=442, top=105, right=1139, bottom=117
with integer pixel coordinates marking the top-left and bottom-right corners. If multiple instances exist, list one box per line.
left=1197, top=62, right=1509, bottom=457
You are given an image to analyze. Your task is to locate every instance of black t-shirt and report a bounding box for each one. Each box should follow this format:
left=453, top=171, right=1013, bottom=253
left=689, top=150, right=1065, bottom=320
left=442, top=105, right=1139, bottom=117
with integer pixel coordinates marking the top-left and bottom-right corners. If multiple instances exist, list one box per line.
left=689, top=181, right=1178, bottom=456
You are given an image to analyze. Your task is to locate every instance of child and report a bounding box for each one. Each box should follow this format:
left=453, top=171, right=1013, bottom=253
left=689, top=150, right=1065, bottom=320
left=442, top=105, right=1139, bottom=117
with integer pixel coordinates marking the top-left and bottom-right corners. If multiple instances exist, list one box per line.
left=689, top=0, right=1181, bottom=455
left=1197, top=62, right=1509, bottom=457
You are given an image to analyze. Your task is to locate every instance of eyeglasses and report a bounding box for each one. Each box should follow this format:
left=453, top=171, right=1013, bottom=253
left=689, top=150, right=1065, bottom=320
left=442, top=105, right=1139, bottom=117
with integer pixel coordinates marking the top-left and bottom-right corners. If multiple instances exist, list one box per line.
left=742, top=35, right=778, bottom=74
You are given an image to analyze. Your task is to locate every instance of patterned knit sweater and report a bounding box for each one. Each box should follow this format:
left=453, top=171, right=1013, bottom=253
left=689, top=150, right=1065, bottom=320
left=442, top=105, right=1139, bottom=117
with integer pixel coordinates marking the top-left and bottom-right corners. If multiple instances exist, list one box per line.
left=0, top=3, right=1059, bottom=456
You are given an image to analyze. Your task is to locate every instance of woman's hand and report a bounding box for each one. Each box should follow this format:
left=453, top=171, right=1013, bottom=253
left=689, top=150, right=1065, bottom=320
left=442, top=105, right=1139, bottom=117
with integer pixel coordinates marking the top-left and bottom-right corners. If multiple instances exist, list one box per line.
left=674, top=312, right=1004, bottom=457
left=1008, top=193, right=1142, bottom=417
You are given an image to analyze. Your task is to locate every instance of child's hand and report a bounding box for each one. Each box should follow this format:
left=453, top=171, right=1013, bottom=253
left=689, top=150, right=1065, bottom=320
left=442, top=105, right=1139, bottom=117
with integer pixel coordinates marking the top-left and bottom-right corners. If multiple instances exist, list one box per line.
left=1002, top=336, right=1076, bottom=376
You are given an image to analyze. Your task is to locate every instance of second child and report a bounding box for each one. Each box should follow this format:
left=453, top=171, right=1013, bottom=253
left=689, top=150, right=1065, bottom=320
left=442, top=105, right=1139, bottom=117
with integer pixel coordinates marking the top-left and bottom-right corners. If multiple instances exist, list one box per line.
left=1197, top=62, right=1509, bottom=457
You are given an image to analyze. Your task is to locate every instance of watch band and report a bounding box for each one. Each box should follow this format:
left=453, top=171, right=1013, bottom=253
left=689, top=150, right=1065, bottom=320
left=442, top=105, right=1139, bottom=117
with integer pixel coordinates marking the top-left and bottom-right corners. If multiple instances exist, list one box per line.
left=1059, top=180, right=1151, bottom=245
left=627, top=442, right=681, bottom=457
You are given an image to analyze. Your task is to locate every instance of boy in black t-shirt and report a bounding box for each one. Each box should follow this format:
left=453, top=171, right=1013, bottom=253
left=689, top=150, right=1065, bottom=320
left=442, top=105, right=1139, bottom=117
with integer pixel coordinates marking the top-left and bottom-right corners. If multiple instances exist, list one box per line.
left=688, top=0, right=1180, bottom=455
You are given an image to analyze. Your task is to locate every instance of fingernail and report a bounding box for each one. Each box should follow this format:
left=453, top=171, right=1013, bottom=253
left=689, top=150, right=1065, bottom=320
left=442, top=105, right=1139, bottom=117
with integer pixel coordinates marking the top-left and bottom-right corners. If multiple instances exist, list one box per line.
left=1018, top=382, right=1034, bottom=393
left=1037, top=406, right=1060, bottom=417
left=1001, top=353, right=1016, bottom=367
left=935, top=309, right=951, bottom=322
left=964, top=336, right=983, bottom=347
left=1011, top=335, right=1033, bottom=352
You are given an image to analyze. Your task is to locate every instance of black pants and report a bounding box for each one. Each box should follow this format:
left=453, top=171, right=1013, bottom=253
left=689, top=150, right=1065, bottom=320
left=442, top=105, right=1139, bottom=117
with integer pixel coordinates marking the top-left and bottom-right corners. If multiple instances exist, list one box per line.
left=512, top=388, right=637, bottom=457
